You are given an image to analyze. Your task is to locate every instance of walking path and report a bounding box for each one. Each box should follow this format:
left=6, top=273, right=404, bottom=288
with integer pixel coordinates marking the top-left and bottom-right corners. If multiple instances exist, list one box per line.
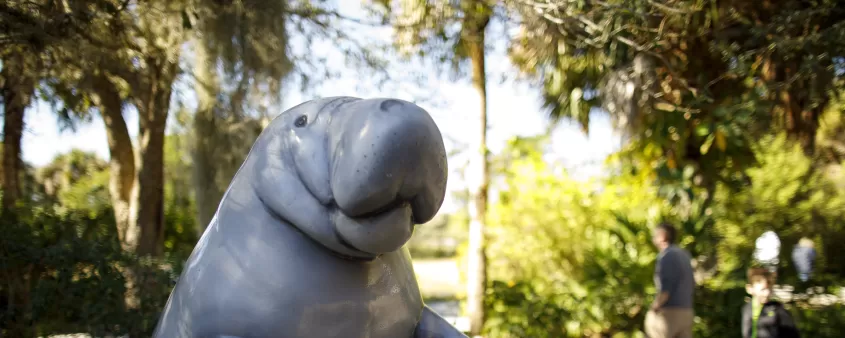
left=413, top=259, right=469, bottom=332
left=773, top=285, right=845, bottom=306
left=42, top=259, right=843, bottom=337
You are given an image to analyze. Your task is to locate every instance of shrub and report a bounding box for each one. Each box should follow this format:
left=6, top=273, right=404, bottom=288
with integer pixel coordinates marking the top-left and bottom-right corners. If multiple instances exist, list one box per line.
left=0, top=206, right=176, bottom=337
left=479, top=135, right=845, bottom=337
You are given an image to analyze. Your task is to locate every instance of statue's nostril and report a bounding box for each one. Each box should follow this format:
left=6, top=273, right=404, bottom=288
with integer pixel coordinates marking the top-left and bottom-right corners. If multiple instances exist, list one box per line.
left=379, top=99, right=403, bottom=112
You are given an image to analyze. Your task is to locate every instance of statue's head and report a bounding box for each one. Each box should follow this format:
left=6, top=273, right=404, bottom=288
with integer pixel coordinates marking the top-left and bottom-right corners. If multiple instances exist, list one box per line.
left=248, top=97, right=448, bottom=260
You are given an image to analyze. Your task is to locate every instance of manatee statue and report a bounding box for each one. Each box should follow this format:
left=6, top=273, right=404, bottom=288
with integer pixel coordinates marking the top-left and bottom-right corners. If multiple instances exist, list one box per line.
left=153, top=97, right=466, bottom=338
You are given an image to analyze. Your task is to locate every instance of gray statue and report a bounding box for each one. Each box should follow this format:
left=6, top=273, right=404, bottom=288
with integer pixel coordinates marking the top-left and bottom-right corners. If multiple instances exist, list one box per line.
left=153, top=97, right=467, bottom=338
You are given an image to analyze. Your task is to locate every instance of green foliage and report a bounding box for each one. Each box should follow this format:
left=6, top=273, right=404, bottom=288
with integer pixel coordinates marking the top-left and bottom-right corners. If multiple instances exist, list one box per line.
left=510, top=0, right=845, bottom=130
left=791, top=303, right=845, bottom=338
left=194, top=0, right=293, bottom=89
left=55, top=170, right=111, bottom=212
left=507, top=0, right=845, bottom=210
left=712, top=134, right=845, bottom=283
left=691, top=285, right=747, bottom=337
left=0, top=148, right=199, bottom=336
left=163, top=132, right=199, bottom=263
left=0, top=0, right=131, bottom=50
left=35, top=150, right=111, bottom=213
left=483, top=281, right=570, bottom=338
left=0, top=206, right=175, bottom=337
left=693, top=286, right=845, bottom=338
left=483, top=137, right=662, bottom=337
left=817, top=92, right=845, bottom=163
left=482, top=135, right=845, bottom=337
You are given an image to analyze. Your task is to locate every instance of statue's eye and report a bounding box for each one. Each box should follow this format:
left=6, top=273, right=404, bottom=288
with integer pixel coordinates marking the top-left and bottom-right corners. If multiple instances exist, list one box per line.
left=294, top=115, right=308, bottom=127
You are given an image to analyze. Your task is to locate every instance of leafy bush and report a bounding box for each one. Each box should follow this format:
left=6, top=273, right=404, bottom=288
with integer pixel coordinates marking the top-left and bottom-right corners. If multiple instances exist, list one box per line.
left=482, top=138, right=662, bottom=337
left=483, top=280, right=571, bottom=338
left=479, top=136, right=845, bottom=337
left=712, top=135, right=845, bottom=284
left=0, top=206, right=176, bottom=337
left=791, top=303, right=845, bottom=337
left=0, top=147, right=201, bottom=337
left=485, top=279, right=845, bottom=338
left=693, top=284, right=845, bottom=338
left=691, top=285, right=747, bottom=337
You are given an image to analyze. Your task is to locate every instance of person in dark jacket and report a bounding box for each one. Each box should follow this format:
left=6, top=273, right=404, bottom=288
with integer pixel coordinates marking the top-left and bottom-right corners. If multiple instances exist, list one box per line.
left=791, top=238, right=816, bottom=282
left=742, top=268, right=801, bottom=338
left=644, top=223, right=695, bottom=338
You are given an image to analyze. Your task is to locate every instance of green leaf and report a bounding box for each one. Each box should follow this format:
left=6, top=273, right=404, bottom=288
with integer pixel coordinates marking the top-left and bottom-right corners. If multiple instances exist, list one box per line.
left=696, top=124, right=711, bottom=137
left=715, top=129, right=727, bottom=151
left=700, top=134, right=715, bottom=155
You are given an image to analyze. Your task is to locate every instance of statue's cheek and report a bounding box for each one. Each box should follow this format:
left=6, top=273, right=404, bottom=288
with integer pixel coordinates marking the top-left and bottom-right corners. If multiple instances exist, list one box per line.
left=292, top=132, right=332, bottom=205
left=250, top=135, right=330, bottom=230
left=253, top=161, right=332, bottom=241
left=251, top=138, right=368, bottom=259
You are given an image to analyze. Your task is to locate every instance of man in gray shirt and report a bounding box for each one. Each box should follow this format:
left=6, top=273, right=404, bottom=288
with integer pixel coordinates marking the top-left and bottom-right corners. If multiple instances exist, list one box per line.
left=644, top=222, right=695, bottom=338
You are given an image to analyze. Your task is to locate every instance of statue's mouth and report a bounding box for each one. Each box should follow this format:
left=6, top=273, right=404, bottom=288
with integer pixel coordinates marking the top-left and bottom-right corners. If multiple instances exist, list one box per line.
left=350, top=198, right=414, bottom=221
left=329, top=199, right=415, bottom=260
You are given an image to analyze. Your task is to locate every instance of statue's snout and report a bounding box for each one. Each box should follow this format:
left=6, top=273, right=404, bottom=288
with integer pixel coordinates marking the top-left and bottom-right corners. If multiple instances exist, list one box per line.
left=329, top=99, right=447, bottom=225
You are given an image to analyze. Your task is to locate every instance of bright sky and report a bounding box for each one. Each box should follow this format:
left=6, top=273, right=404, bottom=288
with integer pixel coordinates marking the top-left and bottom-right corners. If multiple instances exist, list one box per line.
left=19, top=3, right=621, bottom=213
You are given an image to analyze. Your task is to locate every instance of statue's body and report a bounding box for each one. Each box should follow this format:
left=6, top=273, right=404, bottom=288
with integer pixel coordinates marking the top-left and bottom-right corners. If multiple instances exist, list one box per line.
left=153, top=97, right=466, bottom=338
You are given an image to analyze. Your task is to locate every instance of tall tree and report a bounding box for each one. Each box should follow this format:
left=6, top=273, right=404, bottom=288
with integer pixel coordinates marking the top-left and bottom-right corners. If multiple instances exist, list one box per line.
left=507, top=0, right=845, bottom=167
left=505, top=0, right=845, bottom=226
left=188, top=0, right=392, bottom=232
left=365, top=0, right=497, bottom=334
left=42, top=51, right=139, bottom=257
left=188, top=0, right=292, bottom=231
left=1, top=0, right=134, bottom=211
left=503, top=0, right=845, bottom=283
left=93, top=74, right=136, bottom=251
left=65, top=0, right=187, bottom=308
left=1, top=0, right=146, bottom=314
left=67, top=0, right=187, bottom=257
left=0, top=51, right=37, bottom=210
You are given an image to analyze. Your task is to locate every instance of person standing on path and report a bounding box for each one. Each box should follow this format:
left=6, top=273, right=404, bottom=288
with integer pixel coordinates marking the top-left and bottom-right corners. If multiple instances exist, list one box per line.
left=754, top=230, right=782, bottom=274
left=645, top=222, right=696, bottom=338
left=791, top=237, right=816, bottom=283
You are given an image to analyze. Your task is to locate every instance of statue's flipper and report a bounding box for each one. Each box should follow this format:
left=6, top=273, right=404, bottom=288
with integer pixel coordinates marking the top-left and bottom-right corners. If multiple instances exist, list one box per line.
left=414, top=305, right=469, bottom=338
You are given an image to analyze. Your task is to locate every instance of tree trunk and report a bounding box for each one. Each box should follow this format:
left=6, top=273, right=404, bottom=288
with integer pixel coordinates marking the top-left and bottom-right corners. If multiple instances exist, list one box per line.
left=760, top=57, right=825, bottom=156
left=132, top=58, right=177, bottom=257
left=191, top=45, right=224, bottom=233
left=92, top=75, right=137, bottom=251
left=780, top=88, right=821, bottom=156
left=190, top=45, right=267, bottom=233
left=192, top=113, right=222, bottom=232
left=464, top=22, right=489, bottom=337
left=92, top=74, right=142, bottom=309
left=1, top=54, right=37, bottom=210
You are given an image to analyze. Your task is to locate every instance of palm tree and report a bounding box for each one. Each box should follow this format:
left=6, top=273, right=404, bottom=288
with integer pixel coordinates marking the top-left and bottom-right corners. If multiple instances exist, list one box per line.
left=366, top=0, right=497, bottom=334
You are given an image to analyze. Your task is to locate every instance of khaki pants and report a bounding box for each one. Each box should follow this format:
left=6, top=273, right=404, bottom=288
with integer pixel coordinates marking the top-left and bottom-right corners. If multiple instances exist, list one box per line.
left=644, top=308, right=694, bottom=338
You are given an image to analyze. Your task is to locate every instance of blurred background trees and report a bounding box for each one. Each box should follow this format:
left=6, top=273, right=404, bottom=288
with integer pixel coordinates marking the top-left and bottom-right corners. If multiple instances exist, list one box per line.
left=2, top=0, right=845, bottom=337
